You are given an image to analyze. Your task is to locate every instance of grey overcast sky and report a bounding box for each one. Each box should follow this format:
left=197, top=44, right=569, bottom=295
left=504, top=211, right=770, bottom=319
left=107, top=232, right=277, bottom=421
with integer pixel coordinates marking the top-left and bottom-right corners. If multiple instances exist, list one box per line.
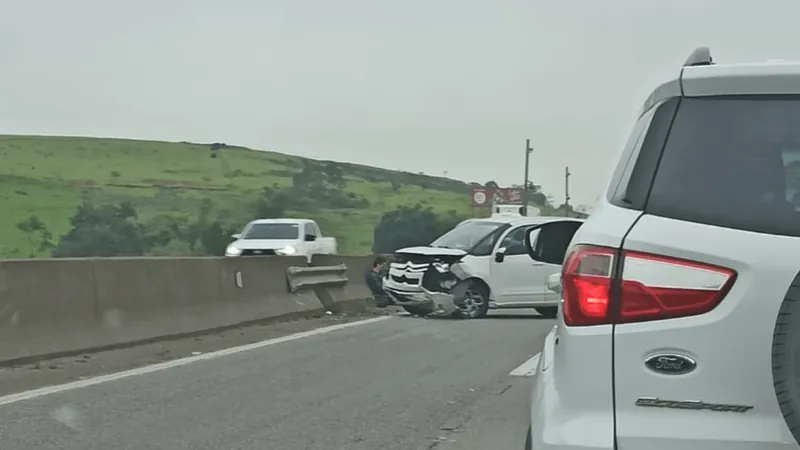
left=1, top=0, right=799, bottom=206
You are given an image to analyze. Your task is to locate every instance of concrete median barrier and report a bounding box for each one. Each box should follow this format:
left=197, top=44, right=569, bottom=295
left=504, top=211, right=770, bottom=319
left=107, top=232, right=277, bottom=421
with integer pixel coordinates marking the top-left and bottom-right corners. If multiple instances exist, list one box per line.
left=0, top=259, right=99, bottom=366
left=219, top=256, right=323, bottom=322
left=0, top=255, right=368, bottom=366
left=92, top=257, right=226, bottom=346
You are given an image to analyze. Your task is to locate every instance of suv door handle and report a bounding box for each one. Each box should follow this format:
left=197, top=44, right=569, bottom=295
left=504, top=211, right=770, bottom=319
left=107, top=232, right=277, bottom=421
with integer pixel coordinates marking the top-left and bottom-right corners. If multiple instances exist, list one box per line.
left=531, top=262, right=544, bottom=266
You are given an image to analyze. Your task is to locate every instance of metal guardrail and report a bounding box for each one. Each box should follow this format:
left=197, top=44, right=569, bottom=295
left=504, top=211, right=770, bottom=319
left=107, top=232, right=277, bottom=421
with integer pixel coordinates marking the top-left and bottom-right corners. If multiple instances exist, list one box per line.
left=286, top=264, right=348, bottom=293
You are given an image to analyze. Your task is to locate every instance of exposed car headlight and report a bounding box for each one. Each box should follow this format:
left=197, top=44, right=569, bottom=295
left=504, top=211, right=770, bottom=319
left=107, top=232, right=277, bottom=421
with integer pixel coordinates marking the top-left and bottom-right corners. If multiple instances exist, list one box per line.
left=225, top=245, right=242, bottom=257
left=432, top=262, right=450, bottom=273
left=439, top=279, right=458, bottom=290
left=277, top=245, right=297, bottom=255
left=449, top=262, right=468, bottom=279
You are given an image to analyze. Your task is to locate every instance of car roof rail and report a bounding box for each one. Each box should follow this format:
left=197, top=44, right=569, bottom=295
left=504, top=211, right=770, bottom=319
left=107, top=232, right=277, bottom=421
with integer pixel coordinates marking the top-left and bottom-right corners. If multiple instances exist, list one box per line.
left=684, top=46, right=713, bottom=67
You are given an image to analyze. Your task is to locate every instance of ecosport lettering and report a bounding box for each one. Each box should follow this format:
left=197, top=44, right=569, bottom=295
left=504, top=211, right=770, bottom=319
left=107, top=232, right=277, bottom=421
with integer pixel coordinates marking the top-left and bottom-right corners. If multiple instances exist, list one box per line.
left=635, top=397, right=753, bottom=413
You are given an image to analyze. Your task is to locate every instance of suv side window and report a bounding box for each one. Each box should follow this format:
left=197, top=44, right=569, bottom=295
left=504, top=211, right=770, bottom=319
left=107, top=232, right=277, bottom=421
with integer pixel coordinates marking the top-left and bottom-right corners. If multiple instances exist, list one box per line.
left=499, top=226, right=529, bottom=256
left=646, top=95, right=800, bottom=237
left=609, top=98, right=680, bottom=210
left=607, top=106, right=657, bottom=206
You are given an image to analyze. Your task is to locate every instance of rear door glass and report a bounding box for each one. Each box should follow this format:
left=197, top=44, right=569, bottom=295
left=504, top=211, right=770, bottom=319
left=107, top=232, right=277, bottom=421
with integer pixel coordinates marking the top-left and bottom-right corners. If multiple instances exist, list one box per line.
left=646, top=96, right=800, bottom=237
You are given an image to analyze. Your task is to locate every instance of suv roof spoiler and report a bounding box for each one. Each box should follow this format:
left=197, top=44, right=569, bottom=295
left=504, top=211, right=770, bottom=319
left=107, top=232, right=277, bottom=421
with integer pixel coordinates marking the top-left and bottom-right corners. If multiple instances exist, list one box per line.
left=684, top=47, right=713, bottom=67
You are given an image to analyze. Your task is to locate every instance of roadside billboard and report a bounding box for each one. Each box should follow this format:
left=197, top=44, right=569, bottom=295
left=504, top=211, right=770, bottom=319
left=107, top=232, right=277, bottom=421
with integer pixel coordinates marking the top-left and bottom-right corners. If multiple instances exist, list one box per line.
left=470, top=187, right=524, bottom=206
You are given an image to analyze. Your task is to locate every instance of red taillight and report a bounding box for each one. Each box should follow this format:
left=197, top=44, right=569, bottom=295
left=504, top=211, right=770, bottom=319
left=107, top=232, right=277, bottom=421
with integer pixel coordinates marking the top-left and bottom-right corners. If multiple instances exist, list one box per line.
left=562, top=246, right=615, bottom=326
left=561, top=245, right=736, bottom=326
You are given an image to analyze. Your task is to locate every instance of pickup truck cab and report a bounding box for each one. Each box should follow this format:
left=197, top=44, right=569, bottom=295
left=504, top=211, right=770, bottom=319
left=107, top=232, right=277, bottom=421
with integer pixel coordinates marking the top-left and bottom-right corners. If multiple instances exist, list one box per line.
left=224, top=218, right=337, bottom=263
left=382, top=212, right=583, bottom=318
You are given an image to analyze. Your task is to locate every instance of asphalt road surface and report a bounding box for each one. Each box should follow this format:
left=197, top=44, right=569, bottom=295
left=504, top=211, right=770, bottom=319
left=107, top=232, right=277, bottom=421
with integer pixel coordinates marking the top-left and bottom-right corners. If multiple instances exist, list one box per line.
left=0, top=310, right=553, bottom=450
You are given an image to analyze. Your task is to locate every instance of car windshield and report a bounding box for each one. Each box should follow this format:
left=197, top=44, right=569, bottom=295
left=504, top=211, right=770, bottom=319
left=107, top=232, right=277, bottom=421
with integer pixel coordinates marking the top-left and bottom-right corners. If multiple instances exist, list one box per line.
left=431, top=221, right=503, bottom=250
left=243, top=223, right=299, bottom=240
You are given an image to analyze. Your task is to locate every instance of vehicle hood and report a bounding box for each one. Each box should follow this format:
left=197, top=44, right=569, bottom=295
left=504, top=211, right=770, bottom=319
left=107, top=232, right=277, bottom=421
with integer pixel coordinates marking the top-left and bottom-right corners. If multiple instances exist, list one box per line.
left=229, top=239, right=298, bottom=250
left=394, top=246, right=467, bottom=263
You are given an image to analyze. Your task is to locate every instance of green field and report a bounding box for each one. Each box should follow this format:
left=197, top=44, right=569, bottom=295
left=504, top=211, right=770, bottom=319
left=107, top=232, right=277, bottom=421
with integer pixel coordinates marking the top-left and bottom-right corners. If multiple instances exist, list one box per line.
left=0, top=135, right=485, bottom=258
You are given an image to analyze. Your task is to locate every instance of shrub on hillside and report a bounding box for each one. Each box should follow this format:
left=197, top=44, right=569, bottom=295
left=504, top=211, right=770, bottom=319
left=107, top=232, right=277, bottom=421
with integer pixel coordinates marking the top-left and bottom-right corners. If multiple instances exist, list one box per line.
left=53, top=200, right=147, bottom=257
left=372, top=205, right=464, bottom=253
left=51, top=199, right=238, bottom=258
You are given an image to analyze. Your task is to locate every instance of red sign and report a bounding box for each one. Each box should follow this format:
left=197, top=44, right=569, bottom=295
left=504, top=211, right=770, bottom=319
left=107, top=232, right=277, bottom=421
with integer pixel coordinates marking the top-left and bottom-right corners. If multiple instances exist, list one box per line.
left=471, top=187, right=524, bottom=206
left=470, top=187, right=491, bottom=206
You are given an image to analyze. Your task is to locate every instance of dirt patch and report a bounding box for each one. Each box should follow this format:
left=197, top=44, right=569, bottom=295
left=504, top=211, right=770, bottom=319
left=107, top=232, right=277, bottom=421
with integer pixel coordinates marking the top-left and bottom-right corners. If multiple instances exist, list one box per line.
left=68, top=179, right=97, bottom=188
left=107, top=181, right=229, bottom=191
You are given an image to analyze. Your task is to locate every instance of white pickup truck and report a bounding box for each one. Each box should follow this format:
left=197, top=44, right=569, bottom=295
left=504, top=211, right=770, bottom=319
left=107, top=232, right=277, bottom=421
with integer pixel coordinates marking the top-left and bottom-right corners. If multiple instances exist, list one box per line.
left=382, top=212, right=583, bottom=319
left=224, top=218, right=337, bottom=262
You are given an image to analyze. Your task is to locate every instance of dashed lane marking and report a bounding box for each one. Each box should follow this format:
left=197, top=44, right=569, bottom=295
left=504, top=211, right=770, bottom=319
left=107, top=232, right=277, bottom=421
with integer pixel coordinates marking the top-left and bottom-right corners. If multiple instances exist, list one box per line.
left=0, top=316, right=393, bottom=408
left=509, top=352, right=541, bottom=377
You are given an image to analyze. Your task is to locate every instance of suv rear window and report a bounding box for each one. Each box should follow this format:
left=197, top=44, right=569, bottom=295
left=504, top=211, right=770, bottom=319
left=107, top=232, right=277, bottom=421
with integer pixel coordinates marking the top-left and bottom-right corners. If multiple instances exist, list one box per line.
left=646, top=96, right=800, bottom=237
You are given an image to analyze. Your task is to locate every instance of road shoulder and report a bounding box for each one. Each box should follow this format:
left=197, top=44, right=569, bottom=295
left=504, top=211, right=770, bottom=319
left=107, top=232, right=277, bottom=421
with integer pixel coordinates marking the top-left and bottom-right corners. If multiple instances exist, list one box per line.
left=0, top=308, right=400, bottom=397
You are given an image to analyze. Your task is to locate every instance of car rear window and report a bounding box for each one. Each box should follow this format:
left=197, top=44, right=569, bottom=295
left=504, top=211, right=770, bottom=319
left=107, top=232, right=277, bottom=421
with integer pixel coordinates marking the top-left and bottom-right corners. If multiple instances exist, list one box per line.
left=646, top=96, right=800, bottom=237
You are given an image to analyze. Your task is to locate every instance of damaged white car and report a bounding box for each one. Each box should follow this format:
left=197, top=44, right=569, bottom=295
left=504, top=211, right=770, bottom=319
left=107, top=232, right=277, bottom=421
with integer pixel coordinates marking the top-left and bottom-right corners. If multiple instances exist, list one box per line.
left=382, top=215, right=583, bottom=318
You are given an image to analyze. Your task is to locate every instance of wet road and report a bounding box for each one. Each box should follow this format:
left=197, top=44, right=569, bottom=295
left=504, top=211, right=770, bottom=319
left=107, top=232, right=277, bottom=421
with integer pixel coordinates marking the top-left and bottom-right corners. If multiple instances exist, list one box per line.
left=0, top=311, right=552, bottom=450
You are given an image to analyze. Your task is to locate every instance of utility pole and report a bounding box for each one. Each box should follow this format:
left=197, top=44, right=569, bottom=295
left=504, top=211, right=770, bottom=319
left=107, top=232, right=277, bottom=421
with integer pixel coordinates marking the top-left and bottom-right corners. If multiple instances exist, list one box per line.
left=564, top=166, right=571, bottom=217
left=522, top=138, right=533, bottom=215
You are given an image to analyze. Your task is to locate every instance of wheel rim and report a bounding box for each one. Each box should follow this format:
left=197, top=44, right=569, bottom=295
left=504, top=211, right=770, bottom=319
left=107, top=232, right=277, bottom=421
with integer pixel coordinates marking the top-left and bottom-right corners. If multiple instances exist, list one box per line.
left=458, top=288, right=486, bottom=317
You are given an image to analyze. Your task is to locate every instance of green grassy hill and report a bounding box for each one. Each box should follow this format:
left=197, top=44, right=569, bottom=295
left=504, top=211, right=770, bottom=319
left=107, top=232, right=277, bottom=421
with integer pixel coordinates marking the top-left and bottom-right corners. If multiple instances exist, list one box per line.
left=0, top=135, right=489, bottom=257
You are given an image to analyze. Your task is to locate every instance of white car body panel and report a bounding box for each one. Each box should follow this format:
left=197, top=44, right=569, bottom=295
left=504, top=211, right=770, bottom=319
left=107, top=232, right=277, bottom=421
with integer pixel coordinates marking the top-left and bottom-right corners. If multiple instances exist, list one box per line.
left=529, top=51, right=800, bottom=450
left=613, top=214, right=798, bottom=449
left=385, top=215, right=584, bottom=314
left=233, top=239, right=299, bottom=251
left=529, top=201, right=639, bottom=450
left=396, top=246, right=467, bottom=257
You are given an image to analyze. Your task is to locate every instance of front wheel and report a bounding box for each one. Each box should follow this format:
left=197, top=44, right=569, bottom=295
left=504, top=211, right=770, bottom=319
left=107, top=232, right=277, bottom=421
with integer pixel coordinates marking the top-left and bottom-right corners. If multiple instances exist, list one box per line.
left=453, top=281, right=490, bottom=319
left=535, top=307, right=558, bottom=319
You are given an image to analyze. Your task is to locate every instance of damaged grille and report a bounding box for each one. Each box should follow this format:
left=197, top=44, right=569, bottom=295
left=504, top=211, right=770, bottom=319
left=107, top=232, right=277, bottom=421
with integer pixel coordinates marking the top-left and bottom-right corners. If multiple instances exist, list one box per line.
left=388, top=254, right=459, bottom=293
left=391, top=274, right=420, bottom=285
left=421, top=265, right=458, bottom=293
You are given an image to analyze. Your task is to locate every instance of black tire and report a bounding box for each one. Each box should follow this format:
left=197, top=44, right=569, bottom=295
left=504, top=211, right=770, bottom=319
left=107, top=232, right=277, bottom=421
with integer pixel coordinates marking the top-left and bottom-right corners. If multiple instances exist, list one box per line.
left=773, top=278, right=800, bottom=444
left=452, top=280, right=490, bottom=319
left=535, top=307, right=558, bottom=319
left=403, top=306, right=432, bottom=316
left=524, top=425, right=532, bottom=450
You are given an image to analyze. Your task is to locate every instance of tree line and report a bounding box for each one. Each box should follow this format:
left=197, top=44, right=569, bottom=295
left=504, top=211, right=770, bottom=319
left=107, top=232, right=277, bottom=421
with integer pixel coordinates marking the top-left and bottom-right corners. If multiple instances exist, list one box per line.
left=16, top=168, right=561, bottom=257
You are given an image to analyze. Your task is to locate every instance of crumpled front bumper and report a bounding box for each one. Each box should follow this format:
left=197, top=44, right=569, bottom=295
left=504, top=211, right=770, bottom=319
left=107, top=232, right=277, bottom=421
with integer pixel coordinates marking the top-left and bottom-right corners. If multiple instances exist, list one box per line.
left=382, top=278, right=460, bottom=316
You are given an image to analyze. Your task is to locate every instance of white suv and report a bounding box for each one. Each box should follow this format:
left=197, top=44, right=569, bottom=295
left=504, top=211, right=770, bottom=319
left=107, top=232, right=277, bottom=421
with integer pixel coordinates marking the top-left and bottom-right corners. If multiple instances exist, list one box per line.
left=524, top=47, right=800, bottom=449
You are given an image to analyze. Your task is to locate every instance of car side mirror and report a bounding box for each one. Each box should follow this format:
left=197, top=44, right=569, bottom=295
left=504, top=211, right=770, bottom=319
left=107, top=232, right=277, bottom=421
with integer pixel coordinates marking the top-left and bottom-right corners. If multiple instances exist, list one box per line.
left=524, top=221, right=583, bottom=265
left=546, top=273, right=562, bottom=294
left=304, top=234, right=317, bottom=242
left=494, top=247, right=507, bottom=263
left=231, top=233, right=241, bottom=240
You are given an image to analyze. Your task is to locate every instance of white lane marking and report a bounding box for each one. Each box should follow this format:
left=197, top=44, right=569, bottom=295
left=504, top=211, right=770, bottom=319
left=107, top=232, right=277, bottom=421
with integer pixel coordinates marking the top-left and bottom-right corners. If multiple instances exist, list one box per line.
left=0, top=316, right=392, bottom=408
left=510, top=352, right=541, bottom=377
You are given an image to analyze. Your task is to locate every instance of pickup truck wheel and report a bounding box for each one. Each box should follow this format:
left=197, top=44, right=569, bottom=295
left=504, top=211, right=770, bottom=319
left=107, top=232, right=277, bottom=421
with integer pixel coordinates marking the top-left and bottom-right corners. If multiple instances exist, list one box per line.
left=535, top=307, right=558, bottom=319
left=402, top=306, right=432, bottom=317
left=453, top=281, right=489, bottom=319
